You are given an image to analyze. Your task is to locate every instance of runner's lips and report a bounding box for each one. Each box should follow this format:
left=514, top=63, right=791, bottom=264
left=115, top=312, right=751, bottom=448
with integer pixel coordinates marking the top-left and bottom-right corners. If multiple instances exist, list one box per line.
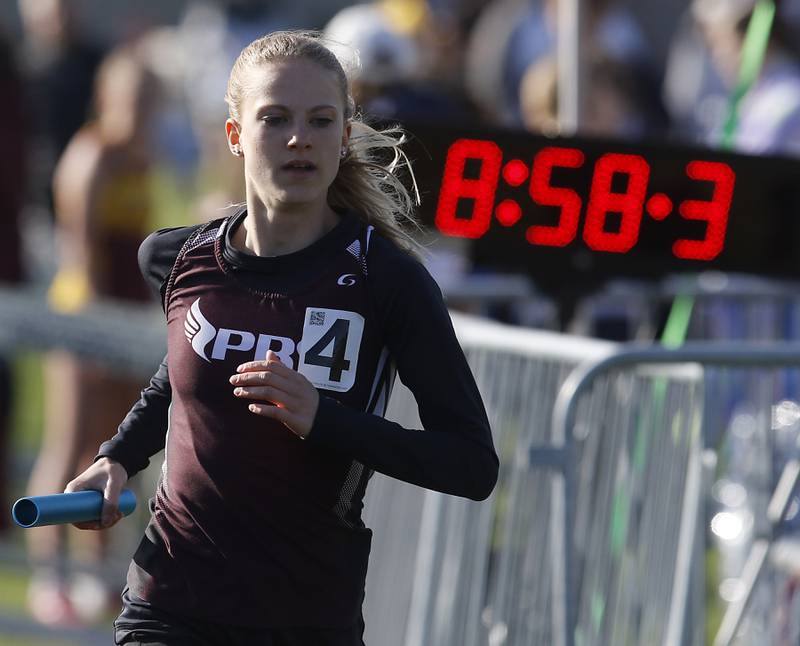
left=282, top=160, right=317, bottom=170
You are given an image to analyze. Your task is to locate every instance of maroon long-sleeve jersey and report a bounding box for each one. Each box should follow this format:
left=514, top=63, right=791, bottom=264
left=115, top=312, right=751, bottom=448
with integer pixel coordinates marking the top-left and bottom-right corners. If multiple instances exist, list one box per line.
left=100, top=209, right=497, bottom=628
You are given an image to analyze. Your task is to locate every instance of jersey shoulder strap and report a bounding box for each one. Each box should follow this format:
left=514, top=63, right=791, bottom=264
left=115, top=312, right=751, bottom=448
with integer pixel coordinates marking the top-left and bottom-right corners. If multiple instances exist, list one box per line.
left=163, top=217, right=226, bottom=314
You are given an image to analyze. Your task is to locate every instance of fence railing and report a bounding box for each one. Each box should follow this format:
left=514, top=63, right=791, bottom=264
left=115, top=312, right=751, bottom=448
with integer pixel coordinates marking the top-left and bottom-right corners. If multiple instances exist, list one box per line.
left=0, top=285, right=165, bottom=376
left=551, top=345, right=800, bottom=646
left=363, top=315, right=618, bottom=646
left=367, top=324, right=800, bottom=646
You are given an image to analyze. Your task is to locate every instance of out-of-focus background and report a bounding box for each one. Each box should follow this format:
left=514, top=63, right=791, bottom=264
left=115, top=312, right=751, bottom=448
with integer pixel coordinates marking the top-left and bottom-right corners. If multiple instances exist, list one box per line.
left=1, top=1, right=800, bottom=645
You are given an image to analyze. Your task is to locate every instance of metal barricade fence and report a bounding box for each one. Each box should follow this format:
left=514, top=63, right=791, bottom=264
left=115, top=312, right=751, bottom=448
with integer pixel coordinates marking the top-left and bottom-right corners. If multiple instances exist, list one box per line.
left=552, top=346, right=800, bottom=646
left=363, top=317, right=706, bottom=646
left=366, top=325, right=800, bottom=646
left=0, top=285, right=166, bottom=377
left=363, top=314, right=619, bottom=646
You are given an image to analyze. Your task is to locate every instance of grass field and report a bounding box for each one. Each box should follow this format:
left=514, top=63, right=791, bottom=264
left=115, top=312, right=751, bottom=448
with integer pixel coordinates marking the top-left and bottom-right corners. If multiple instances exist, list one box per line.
left=0, top=562, right=28, bottom=615
left=0, top=532, right=113, bottom=644
left=0, top=638, right=87, bottom=646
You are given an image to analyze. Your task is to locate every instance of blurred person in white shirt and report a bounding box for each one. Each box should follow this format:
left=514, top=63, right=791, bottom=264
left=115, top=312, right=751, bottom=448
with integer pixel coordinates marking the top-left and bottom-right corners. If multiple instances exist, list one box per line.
left=693, top=0, right=800, bottom=156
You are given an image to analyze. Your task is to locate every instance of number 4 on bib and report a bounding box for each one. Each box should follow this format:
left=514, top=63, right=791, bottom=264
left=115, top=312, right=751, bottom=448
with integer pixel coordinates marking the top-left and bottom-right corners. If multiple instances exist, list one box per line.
left=298, top=308, right=365, bottom=392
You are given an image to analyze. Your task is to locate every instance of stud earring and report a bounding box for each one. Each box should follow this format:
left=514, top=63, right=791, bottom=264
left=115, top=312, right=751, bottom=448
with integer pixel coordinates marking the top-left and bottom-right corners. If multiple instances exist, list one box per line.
left=340, top=147, right=347, bottom=159
left=232, top=146, right=242, bottom=157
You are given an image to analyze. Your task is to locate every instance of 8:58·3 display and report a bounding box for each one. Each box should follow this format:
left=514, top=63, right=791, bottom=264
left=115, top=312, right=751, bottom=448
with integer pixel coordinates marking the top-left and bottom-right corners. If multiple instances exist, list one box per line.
left=434, top=139, right=737, bottom=261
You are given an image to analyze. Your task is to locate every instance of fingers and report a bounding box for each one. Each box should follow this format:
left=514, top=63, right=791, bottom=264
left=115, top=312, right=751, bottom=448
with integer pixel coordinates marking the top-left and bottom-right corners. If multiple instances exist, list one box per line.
left=230, top=351, right=306, bottom=403
left=231, top=350, right=319, bottom=438
left=247, top=401, right=301, bottom=428
left=101, top=474, right=125, bottom=528
left=63, top=481, right=80, bottom=494
left=230, top=369, right=294, bottom=391
left=232, top=378, right=306, bottom=417
left=73, top=519, right=103, bottom=531
left=247, top=402, right=289, bottom=419
left=64, top=478, right=99, bottom=529
left=68, top=497, right=122, bottom=530
left=64, top=458, right=128, bottom=530
left=235, top=350, right=293, bottom=377
left=233, top=385, right=300, bottom=407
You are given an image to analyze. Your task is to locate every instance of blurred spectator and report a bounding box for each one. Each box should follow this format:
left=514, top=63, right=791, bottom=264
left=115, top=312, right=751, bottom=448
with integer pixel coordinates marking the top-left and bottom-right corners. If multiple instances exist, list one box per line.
left=168, top=1, right=291, bottom=219
left=325, top=0, right=493, bottom=327
left=0, top=31, right=26, bottom=535
left=519, top=53, right=657, bottom=139
left=463, top=0, right=534, bottom=123
left=466, top=0, right=666, bottom=132
left=518, top=54, right=560, bottom=135
left=417, top=0, right=486, bottom=89
left=324, top=0, right=477, bottom=124
left=24, top=44, right=159, bottom=627
left=662, top=7, right=728, bottom=142
left=693, top=0, right=800, bottom=156
left=16, top=0, right=103, bottom=218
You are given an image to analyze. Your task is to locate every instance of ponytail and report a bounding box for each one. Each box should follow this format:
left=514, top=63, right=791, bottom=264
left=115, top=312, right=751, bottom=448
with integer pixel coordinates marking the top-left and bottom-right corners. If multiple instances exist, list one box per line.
left=329, top=119, right=422, bottom=257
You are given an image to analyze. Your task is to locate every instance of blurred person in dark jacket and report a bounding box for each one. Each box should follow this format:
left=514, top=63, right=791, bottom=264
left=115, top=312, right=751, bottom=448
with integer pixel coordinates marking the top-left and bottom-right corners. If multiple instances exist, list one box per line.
left=0, top=32, right=26, bottom=536
left=17, top=0, right=103, bottom=220
left=324, top=0, right=477, bottom=124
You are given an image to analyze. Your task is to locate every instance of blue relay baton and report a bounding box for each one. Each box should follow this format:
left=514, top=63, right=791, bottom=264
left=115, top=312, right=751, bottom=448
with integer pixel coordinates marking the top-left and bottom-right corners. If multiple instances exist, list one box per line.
left=11, top=489, right=137, bottom=528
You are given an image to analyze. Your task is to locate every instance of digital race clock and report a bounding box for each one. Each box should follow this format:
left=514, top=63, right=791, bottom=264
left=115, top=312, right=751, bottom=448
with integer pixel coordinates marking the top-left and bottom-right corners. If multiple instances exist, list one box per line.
left=402, top=124, right=800, bottom=296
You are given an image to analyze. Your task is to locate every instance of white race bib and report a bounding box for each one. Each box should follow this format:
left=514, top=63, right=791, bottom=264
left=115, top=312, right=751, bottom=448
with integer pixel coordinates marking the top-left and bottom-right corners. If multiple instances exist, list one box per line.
left=297, top=308, right=364, bottom=392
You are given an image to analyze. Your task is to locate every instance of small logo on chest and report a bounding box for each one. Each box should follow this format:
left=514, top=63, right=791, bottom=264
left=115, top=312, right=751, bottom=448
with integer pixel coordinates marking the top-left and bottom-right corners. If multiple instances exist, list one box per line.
left=184, top=299, right=217, bottom=362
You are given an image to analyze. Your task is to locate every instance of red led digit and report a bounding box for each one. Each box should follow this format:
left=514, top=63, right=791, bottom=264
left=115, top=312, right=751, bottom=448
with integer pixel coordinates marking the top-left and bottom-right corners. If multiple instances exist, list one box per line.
left=674, top=161, right=735, bottom=261
left=435, top=139, right=503, bottom=238
left=583, top=153, right=650, bottom=253
left=527, top=147, right=585, bottom=247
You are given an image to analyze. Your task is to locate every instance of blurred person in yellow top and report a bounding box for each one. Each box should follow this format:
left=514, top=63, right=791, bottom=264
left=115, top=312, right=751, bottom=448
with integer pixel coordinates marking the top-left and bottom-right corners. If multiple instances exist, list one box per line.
left=25, top=43, right=160, bottom=627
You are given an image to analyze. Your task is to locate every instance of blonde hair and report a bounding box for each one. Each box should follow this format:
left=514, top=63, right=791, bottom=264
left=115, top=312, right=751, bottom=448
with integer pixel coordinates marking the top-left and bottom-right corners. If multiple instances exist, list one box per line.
left=224, top=30, right=422, bottom=256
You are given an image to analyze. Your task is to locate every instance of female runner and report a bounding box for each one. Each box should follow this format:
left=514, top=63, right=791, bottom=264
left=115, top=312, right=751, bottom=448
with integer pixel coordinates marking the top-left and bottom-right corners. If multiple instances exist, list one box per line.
left=65, top=30, right=498, bottom=646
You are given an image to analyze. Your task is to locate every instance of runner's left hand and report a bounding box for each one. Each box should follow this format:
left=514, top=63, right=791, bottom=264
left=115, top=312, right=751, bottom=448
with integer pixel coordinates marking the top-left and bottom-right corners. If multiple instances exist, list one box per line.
left=230, top=350, right=319, bottom=438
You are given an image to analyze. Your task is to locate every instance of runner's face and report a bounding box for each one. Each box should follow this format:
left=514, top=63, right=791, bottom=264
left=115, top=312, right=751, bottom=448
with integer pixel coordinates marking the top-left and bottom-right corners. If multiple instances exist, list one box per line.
left=229, top=58, right=350, bottom=209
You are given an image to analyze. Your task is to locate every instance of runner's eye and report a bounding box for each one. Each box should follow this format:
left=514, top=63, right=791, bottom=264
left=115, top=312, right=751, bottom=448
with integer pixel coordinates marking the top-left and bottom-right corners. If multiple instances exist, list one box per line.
left=262, top=116, right=286, bottom=126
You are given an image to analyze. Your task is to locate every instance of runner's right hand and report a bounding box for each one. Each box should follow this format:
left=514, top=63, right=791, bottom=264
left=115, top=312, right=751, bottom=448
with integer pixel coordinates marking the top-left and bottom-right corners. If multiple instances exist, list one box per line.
left=64, top=457, right=129, bottom=530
